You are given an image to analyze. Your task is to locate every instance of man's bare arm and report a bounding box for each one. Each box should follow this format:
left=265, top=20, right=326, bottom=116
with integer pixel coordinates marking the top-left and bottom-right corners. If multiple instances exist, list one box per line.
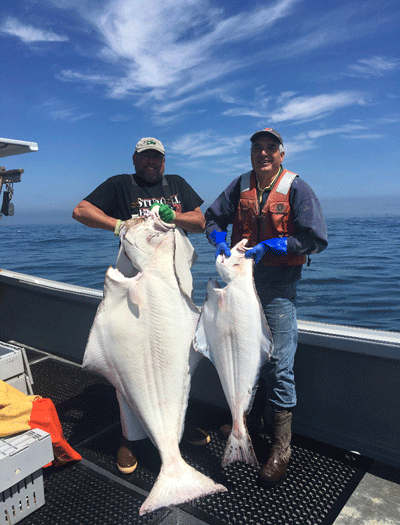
left=173, top=207, right=205, bottom=233
left=72, top=200, right=117, bottom=232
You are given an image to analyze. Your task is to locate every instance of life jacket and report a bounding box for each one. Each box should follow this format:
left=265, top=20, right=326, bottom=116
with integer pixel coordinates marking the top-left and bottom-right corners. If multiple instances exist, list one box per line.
left=231, top=169, right=306, bottom=267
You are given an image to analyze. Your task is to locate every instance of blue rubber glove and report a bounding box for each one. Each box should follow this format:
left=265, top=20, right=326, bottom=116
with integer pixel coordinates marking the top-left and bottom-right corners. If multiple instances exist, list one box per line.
left=150, top=202, right=176, bottom=223
left=209, top=230, right=231, bottom=259
left=245, top=237, right=287, bottom=265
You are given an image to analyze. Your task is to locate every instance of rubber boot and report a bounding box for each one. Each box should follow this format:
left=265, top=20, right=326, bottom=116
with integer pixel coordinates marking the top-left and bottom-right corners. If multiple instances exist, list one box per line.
left=259, top=410, right=292, bottom=486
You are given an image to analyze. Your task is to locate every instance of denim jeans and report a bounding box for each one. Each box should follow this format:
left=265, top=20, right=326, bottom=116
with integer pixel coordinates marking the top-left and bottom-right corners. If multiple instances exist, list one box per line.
left=254, top=278, right=298, bottom=412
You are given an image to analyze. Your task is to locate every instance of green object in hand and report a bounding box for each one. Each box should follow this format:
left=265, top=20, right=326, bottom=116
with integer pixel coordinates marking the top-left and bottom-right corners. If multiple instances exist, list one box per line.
left=150, top=202, right=175, bottom=223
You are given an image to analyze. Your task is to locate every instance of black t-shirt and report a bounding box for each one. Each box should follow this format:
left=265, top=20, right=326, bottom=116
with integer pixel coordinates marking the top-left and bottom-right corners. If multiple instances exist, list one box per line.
left=84, top=174, right=204, bottom=221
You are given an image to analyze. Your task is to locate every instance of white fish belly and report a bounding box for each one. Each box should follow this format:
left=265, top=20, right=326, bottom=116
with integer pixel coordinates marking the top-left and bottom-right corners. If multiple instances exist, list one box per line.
left=203, top=281, right=266, bottom=419
left=84, top=269, right=226, bottom=513
left=87, top=275, right=194, bottom=448
left=195, top=274, right=272, bottom=467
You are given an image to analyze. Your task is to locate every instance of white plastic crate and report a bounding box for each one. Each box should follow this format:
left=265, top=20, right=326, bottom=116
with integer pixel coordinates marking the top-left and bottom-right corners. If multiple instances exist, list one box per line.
left=0, top=342, right=33, bottom=395
left=0, top=429, right=53, bottom=524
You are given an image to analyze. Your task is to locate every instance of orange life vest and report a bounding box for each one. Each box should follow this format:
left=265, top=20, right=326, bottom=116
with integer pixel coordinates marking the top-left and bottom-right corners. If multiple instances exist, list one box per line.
left=231, top=169, right=306, bottom=267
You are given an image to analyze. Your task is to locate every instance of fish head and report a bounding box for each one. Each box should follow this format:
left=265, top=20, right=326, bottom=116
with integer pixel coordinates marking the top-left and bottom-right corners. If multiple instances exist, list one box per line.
left=121, top=209, right=175, bottom=270
left=216, top=238, right=253, bottom=283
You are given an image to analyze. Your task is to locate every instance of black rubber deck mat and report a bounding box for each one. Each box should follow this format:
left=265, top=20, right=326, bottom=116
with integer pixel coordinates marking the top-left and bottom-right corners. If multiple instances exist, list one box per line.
left=76, top=425, right=370, bottom=525
left=76, top=425, right=226, bottom=495
left=21, top=463, right=170, bottom=525
left=28, top=357, right=371, bottom=525
left=181, top=432, right=370, bottom=525
left=29, top=358, right=120, bottom=445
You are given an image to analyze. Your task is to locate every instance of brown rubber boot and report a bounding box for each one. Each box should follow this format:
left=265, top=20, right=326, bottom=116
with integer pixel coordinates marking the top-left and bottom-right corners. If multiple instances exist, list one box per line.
left=117, top=436, right=138, bottom=474
left=259, top=410, right=292, bottom=486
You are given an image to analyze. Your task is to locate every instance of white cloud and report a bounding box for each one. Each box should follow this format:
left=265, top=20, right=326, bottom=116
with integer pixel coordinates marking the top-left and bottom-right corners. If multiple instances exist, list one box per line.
left=0, top=17, right=68, bottom=43
left=293, top=124, right=368, bottom=141
left=52, top=0, right=301, bottom=102
left=270, top=92, right=366, bottom=123
left=374, top=117, right=399, bottom=124
left=223, top=92, right=366, bottom=123
left=346, top=56, right=400, bottom=78
left=152, top=86, right=241, bottom=115
left=170, top=130, right=248, bottom=158
left=346, top=134, right=385, bottom=139
left=37, top=0, right=396, bottom=128
left=265, top=1, right=396, bottom=61
left=35, top=98, right=92, bottom=122
left=169, top=121, right=382, bottom=164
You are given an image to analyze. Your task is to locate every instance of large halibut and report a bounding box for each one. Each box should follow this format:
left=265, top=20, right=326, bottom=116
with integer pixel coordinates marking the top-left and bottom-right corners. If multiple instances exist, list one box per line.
left=83, top=212, right=226, bottom=514
left=194, top=238, right=273, bottom=467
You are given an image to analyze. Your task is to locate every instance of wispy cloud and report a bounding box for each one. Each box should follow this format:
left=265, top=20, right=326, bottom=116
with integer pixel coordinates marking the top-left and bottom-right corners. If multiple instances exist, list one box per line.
left=12, top=0, right=395, bottom=130
left=0, top=17, right=68, bottom=43
left=170, top=122, right=380, bottom=164
left=270, top=92, right=367, bottom=123
left=346, top=56, right=400, bottom=78
left=224, top=91, right=367, bottom=123
left=280, top=124, right=384, bottom=155
left=170, top=130, right=248, bottom=159
left=53, top=0, right=301, bottom=102
left=151, top=86, right=241, bottom=116
left=263, top=1, right=396, bottom=60
left=346, top=133, right=385, bottom=139
left=35, top=98, right=92, bottom=122
left=293, top=124, right=368, bottom=141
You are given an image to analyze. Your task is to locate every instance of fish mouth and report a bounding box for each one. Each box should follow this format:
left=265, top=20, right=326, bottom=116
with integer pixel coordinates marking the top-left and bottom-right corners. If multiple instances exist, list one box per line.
left=150, top=208, right=176, bottom=231
left=122, top=212, right=174, bottom=263
left=237, top=239, right=249, bottom=253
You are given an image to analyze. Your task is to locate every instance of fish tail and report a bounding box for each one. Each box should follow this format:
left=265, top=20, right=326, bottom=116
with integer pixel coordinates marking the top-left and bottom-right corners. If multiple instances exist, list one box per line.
left=222, top=428, right=258, bottom=468
left=139, top=459, right=226, bottom=515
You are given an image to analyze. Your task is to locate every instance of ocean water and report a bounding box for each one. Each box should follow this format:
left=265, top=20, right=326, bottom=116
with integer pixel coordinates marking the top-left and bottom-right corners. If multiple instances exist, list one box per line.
left=1, top=216, right=399, bottom=333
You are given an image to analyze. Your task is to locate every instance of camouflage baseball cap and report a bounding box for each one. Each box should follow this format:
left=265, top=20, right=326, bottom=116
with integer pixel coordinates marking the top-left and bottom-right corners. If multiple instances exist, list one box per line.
left=135, top=137, right=165, bottom=155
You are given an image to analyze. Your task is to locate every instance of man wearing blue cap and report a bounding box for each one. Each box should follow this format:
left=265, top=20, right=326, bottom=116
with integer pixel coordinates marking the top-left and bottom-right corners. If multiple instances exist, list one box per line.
left=205, top=128, right=328, bottom=485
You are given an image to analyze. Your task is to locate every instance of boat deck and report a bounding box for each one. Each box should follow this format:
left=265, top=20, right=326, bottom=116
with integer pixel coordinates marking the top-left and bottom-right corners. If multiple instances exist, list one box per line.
left=12, top=345, right=400, bottom=525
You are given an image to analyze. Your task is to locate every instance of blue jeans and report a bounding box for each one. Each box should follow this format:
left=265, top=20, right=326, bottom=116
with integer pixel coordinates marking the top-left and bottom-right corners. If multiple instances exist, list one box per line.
left=254, top=279, right=298, bottom=412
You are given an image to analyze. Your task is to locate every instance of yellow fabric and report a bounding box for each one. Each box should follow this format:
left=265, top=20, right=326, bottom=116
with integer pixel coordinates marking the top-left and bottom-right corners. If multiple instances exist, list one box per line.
left=0, top=380, right=42, bottom=437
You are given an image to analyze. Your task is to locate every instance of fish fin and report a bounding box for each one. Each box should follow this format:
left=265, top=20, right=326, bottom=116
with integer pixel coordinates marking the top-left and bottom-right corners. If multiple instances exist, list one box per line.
left=206, top=277, right=220, bottom=294
left=82, top=326, right=109, bottom=377
left=222, top=422, right=258, bottom=468
left=205, top=278, right=226, bottom=309
left=139, top=458, right=226, bottom=515
left=193, top=278, right=224, bottom=359
left=128, top=281, right=142, bottom=304
left=193, top=312, right=211, bottom=359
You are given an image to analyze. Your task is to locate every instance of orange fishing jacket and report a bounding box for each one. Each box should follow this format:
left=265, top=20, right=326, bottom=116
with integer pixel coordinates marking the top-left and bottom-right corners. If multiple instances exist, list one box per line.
left=231, top=169, right=306, bottom=267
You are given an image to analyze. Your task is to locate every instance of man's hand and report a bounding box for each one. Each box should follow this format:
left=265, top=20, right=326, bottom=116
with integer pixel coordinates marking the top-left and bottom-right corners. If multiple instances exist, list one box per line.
left=245, top=237, right=287, bottom=264
left=209, top=230, right=231, bottom=259
left=117, top=218, right=142, bottom=238
left=150, top=202, right=176, bottom=223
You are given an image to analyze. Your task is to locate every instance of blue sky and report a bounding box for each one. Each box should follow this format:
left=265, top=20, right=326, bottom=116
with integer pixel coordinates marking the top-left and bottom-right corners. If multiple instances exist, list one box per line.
left=1, top=0, right=400, bottom=224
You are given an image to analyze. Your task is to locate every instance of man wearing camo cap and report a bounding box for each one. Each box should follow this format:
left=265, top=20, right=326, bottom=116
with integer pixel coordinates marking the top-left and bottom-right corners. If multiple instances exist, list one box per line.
left=73, top=136, right=209, bottom=472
